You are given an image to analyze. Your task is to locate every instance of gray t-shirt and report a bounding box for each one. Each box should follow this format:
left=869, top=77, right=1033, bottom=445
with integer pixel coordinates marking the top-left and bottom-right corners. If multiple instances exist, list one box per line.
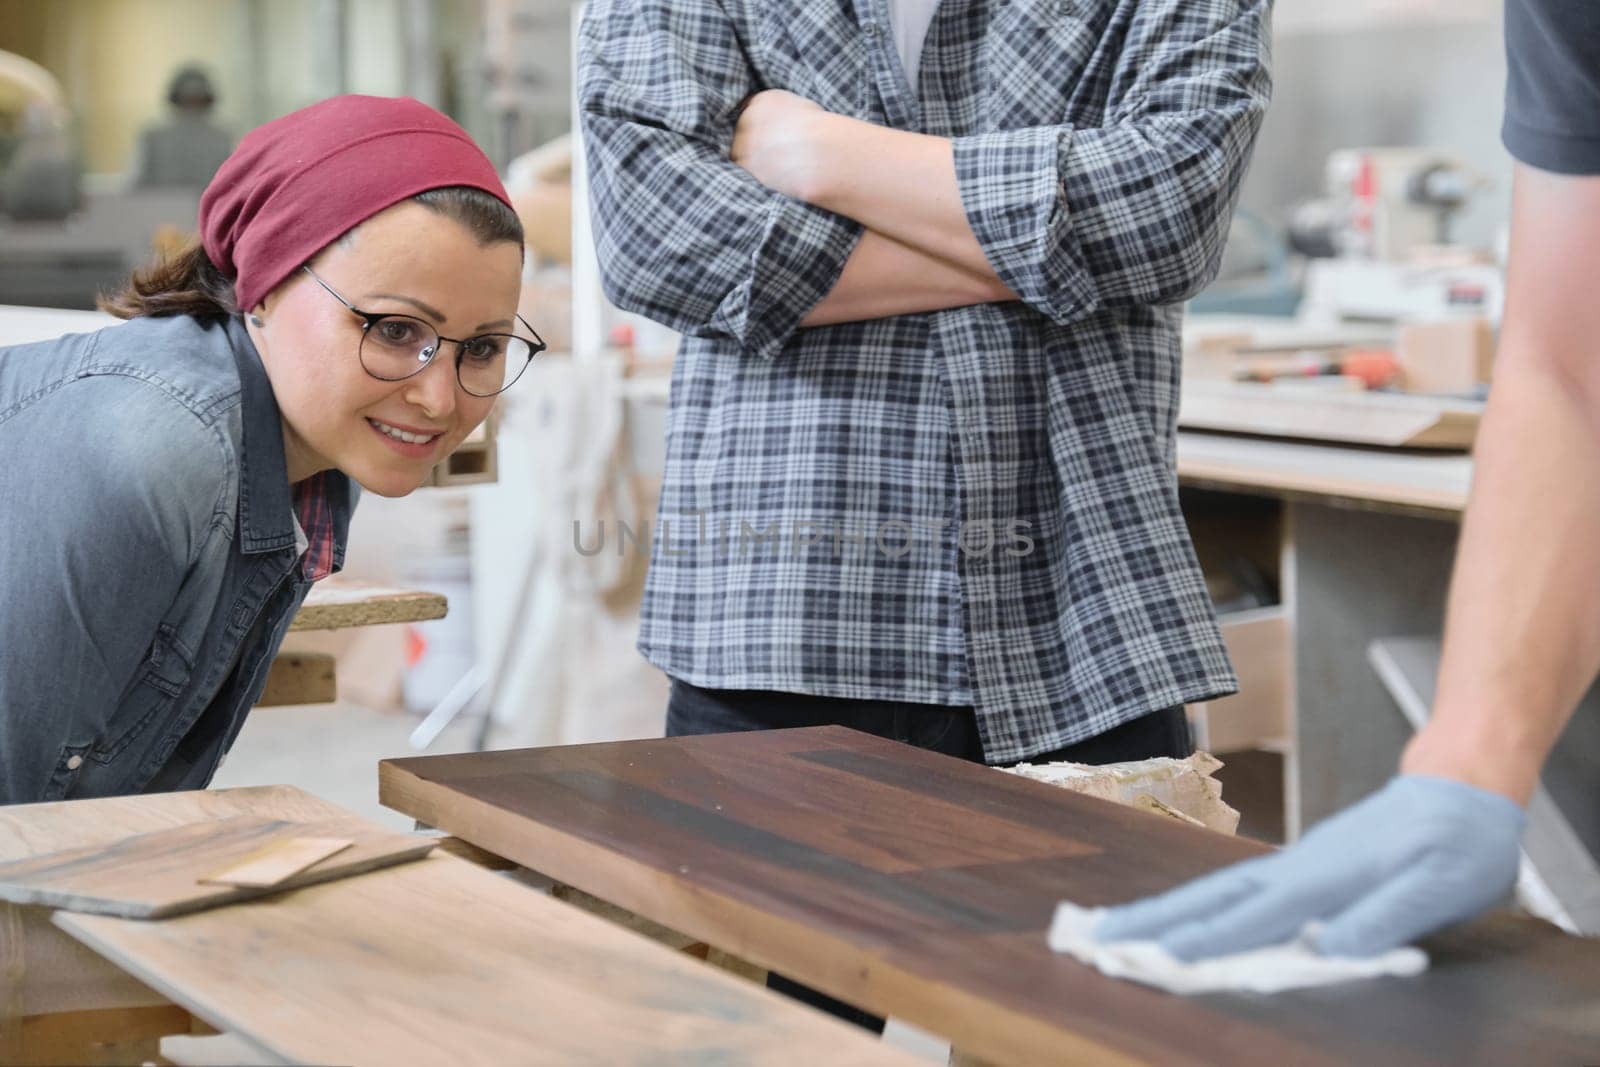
left=889, top=0, right=942, bottom=90
left=1503, top=0, right=1600, bottom=175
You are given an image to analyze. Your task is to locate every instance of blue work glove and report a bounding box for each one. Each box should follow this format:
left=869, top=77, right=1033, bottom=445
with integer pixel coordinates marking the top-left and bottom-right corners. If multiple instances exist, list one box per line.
left=1094, top=774, right=1526, bottom=960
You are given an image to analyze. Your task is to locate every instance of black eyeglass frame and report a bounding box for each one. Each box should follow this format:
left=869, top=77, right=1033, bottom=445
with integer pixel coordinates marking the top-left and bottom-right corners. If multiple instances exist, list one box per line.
left=300, top=264, right=546, bottom=397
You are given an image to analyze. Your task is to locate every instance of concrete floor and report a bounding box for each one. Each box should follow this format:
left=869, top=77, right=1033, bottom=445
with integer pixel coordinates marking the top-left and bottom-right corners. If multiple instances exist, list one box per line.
left=212, top=699, right=949, bottom=1061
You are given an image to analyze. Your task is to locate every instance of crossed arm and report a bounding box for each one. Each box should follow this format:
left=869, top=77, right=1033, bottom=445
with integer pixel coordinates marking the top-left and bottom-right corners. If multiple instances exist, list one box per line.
left=730, top=91, right=1016, bottom=326
left=579, top=0, right=1266, bottom=351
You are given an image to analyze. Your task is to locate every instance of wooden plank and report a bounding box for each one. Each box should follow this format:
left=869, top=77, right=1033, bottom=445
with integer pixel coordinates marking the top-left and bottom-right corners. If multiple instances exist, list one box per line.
left=201, top=836, right=353, bottom=888
left=0, top=787, right=367, bottom=1019
left=256, top=651, right=336, bottom=706
left=0, top=816, right=431, bottom=918
left=1180, top=381, right=1481, bottom=450
left=288, top=578, right=447, bottom=633
left=55, top=854, right=918, bottom=1067
left=1176, top=431, right=1473, bottom=518
left=380, top=728, right=1600, bottom=1067
left=5, top=787, right=914, bottom=1067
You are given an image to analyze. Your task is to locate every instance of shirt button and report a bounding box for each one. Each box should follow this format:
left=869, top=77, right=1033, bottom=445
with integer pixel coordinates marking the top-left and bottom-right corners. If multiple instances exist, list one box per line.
left=862, top=20, right=879, bottom=36
left=66, top=755, right=84, bottom=770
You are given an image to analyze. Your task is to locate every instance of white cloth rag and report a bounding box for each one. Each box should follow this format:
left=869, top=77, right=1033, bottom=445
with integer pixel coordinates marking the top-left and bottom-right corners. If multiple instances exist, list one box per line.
left=1047, top=902, right=1429, bottom=995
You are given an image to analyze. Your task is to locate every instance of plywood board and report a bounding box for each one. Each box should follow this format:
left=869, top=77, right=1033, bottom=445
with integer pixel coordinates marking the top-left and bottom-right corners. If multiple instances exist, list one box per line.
left=380, top=728, right=1600, bottom=1067
left=7, top=787, right=915, bottom=1066
left=55, top=855, right=917, bottom=1067
left=1, top=787, right=355, bottom=1019
left=0, top=816, right=431, bottom=918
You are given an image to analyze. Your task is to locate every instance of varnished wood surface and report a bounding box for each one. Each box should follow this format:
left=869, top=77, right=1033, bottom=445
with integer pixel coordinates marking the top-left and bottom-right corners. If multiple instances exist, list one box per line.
left=381, top=727, right=1600, bottom=1067
left=6, top=786, right=915, bottom=1066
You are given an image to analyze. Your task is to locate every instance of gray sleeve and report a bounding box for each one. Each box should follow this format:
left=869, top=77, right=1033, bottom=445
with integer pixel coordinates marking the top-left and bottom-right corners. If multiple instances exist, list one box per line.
left=1503, top=0, right=1600, bottom=175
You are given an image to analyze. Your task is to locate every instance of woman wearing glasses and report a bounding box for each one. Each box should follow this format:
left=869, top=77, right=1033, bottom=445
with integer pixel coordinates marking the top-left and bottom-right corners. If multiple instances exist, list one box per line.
left=0, top=95, right=542, bottom=804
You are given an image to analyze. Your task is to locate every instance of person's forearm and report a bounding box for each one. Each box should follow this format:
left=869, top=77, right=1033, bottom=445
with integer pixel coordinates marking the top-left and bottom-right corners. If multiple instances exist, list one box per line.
left=800, top=114, right=1003, bottom=284
left=1403, top=166, right=1600, bottom=804
left=801, top=229, right=1014, bottom=327
left=1405, top=363, right=1600, bottom=801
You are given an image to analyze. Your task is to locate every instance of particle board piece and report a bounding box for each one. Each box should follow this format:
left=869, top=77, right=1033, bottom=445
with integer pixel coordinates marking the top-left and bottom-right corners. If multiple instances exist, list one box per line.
left=381, top=727, right=1600, bottom=1067
left=287, top=578, right=447, bottom=632
left=0, top=816, right=430, bottom=918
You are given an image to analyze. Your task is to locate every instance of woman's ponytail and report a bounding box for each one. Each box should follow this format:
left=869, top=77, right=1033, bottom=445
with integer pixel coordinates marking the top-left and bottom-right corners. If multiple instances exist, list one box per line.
left=98, top=242, right=237, bottom=321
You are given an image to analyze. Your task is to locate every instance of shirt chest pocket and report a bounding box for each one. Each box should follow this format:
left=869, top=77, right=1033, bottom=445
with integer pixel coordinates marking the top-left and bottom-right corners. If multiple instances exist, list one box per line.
left=979, top=0, right=1104, bottom=130
left=93, top=624, right=197, bottom=765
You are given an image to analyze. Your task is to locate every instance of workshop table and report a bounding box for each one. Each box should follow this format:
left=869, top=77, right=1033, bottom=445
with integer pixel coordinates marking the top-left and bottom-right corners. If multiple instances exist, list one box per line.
left=0, top=784, right=913, bottom=1066
left=381, top=726, right=1600, bottom=1067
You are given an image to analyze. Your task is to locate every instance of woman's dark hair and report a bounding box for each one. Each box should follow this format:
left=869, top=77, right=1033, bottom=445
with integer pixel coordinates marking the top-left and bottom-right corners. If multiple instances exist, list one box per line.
left=100, top=185, right=524, bottom=321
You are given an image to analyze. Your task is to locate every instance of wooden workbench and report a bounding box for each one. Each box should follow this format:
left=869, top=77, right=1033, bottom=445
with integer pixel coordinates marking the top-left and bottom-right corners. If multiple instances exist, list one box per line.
left=0, top=785, right=914, bottom=1066
left=380, top=727, right=1600, bottom=1067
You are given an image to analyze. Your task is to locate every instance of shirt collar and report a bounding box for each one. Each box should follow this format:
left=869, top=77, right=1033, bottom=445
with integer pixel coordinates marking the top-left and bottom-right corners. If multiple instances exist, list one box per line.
left=225, top=314, right=354, bottom=562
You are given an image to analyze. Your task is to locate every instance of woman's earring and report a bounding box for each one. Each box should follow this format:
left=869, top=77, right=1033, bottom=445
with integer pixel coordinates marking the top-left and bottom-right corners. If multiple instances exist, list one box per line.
left=249, top=314, right=264, bottom=327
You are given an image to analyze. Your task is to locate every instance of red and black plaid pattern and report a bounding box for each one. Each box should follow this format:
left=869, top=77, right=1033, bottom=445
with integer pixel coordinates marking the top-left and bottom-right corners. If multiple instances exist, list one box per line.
left=292, top=472, right=338, bottom=583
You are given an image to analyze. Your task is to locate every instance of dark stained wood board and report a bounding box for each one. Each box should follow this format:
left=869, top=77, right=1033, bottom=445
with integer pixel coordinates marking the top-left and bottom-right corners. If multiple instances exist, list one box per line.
left=0, top=815, right=433, bottom=918
left=380, top=726, right=1600, bottom=1067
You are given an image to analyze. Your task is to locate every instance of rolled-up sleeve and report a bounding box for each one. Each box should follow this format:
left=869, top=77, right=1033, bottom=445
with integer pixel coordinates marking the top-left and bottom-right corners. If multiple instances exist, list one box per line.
left=578, top=0, right=862, bottom=360
left=952, top=0, right=1270, bottom=326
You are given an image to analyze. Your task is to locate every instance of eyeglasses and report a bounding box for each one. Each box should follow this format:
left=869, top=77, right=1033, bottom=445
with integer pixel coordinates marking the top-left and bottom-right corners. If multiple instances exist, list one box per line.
left=301, top=265, right=545, bottom=397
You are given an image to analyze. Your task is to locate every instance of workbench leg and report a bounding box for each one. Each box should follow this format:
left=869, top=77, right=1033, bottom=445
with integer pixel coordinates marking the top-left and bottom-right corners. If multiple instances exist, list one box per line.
left=1288, top=502, right=1456, bottom=837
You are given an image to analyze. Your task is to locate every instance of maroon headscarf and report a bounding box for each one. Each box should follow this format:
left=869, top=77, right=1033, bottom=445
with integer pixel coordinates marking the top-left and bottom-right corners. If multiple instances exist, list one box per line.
left=200, top=95, right=511, bottom=314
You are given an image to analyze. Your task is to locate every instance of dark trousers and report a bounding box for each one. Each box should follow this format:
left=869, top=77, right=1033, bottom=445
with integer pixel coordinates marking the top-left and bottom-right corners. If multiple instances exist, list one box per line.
left=664, top=678, right=1193, bottom=1033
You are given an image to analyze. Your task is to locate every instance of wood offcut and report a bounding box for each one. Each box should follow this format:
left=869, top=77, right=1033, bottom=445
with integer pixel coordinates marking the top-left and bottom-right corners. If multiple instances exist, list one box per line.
left=0, top=815, right=430, bottom=918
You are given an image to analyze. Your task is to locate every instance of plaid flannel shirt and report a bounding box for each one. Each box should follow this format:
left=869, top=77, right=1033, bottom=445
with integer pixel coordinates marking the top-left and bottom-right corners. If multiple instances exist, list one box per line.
left=292, top=472, right=339, bottom=583
left=579, top=0, right=1270, bottom=762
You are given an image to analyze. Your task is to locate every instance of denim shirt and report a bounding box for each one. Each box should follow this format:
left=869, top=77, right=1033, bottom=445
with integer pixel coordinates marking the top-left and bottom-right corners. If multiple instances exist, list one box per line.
left=0, top=313, right=354, bottom=804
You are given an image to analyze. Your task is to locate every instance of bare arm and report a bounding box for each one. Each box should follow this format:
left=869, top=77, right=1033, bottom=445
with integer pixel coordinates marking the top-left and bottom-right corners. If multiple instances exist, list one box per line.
left=800, top=228, right=1014, bottom=327
left=731, top=92, right=1010, bottom=288
left=1402, top=163, right=1600, bottom=804
left=733, top=0, right=1267, bottom=326
left=801, top=118, right=1002, bottom=285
